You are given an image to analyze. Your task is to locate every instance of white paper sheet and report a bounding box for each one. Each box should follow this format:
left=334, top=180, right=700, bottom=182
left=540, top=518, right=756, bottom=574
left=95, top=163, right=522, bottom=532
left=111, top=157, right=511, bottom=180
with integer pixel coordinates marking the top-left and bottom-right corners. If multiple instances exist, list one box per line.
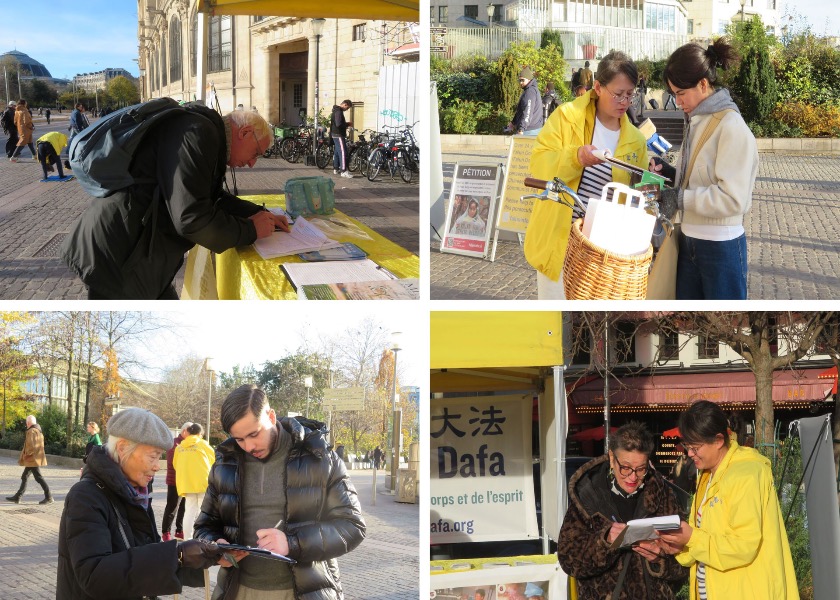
left=281, top=259, right=396, bottom=288
left=252, top=216, right=342, bottom=259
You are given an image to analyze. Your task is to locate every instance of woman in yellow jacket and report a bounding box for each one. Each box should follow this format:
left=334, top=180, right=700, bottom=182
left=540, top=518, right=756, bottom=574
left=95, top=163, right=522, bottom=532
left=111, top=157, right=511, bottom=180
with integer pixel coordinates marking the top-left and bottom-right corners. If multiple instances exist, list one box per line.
left=658, top=401, right=798, bottom=599
left=173, top=422, right=216, bottom=540
left=526, top=51, right=648, bottom=299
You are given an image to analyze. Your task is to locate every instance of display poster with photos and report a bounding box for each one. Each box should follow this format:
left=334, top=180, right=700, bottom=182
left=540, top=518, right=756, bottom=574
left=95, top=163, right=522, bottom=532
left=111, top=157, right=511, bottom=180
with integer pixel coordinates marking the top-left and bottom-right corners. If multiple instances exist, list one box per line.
left=440, top=164, right=502, bottom=258
left=431, top=559, right=564, bottom=600
left=430, top=395, right=537, bottom=543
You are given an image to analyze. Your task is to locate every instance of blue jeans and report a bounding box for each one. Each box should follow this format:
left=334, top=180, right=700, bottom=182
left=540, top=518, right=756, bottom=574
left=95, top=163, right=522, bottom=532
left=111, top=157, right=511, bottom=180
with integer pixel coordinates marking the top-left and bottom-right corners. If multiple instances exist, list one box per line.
left=332, top=135, right=348, bottom=171
left=676, top=232, right=748, bottom=300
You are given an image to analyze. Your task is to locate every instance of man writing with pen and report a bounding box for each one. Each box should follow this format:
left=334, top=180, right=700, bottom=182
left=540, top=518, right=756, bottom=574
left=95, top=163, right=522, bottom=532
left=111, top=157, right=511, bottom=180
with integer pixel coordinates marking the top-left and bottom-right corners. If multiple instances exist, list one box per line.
left=194, top=384, right=366, bottom=600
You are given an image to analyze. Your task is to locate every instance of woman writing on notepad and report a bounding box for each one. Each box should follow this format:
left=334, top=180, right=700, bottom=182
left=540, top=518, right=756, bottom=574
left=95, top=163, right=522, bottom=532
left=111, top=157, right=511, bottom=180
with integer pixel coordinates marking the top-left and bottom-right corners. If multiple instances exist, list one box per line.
left=526, top=51, right=648, bottom=299
left=558, top=422, right=687, bottom=599
left=657, top=401, right=798, bottom=599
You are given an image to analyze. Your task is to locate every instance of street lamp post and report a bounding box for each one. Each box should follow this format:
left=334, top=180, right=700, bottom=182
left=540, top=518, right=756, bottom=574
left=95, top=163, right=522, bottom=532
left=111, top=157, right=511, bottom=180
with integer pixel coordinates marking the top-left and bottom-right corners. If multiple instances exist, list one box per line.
left=739, top=0, right=747, bottom=22
left=310, top=18, right=326, bottom=165
left=202, top=358, right=214, bottom=441
left=304, top=375, right=313, bottom=417
left=486, top=3, right=495, bottom=26
left=389, top=332, right=402, bottom=494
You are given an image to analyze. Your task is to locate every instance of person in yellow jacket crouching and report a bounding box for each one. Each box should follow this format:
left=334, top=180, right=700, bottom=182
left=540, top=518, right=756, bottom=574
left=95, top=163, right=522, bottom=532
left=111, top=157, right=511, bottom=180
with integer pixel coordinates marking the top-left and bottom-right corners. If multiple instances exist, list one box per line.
left=36, top=131, right=69, bottom=180
left=173, top=422, right=217, bottom=540
left=658, top=400, right=799, bottom=599
left=525, top=51, right=647, bottom=299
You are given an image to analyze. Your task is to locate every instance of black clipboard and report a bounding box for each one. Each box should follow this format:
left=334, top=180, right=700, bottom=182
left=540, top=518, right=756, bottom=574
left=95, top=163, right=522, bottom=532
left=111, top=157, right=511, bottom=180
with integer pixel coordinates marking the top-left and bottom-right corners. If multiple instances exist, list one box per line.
left=217, top=543, right=296, bottom=564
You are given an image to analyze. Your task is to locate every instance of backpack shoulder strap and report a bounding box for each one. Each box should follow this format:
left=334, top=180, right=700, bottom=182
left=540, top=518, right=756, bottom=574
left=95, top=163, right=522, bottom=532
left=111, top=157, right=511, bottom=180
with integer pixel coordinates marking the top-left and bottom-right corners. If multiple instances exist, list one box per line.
left=93, top=481, right=132, bottom=550
left=681, top=109, right=734, bottom=188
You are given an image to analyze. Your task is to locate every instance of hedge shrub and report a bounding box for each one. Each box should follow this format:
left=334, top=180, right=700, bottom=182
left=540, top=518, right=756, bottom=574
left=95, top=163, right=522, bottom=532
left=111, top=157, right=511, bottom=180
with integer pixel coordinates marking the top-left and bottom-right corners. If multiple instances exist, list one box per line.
left=772, top=101, right=840, bottom=137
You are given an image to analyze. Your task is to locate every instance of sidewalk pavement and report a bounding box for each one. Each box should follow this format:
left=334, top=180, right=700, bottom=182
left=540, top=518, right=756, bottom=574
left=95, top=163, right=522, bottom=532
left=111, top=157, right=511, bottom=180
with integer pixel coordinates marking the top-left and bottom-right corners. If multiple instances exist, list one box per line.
left=0, top=121, right=418, bottom=300
left=431, top=149, right=840, bottom=300
left=0, top=453, right=418, bottom=599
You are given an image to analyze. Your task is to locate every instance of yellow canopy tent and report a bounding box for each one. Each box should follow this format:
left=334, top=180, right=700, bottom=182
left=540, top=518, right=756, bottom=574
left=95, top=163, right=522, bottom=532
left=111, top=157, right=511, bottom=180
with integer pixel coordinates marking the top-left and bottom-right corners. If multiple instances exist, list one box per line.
left=196, top=0, right=418, bottom=23
left=193, top=0, right=419, bottom=103
left=431, top=311, right=569, bottom=554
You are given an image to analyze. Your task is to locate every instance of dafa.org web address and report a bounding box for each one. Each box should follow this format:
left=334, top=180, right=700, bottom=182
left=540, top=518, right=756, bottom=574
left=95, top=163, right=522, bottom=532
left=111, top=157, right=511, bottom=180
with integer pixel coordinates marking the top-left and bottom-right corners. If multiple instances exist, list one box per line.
left=430, top=489, right=525, bottom=535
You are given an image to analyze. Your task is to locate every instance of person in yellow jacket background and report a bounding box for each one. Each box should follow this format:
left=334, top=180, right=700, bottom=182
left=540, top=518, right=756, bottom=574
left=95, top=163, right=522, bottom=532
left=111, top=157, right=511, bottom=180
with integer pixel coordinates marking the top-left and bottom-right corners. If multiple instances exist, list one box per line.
left=35, top=130, right=69, bottom=180
left=173, top=422, right=216, bottom=540
left=658, top=400, right=799, bottom=599
left=526, top=51, right=647, bottom=299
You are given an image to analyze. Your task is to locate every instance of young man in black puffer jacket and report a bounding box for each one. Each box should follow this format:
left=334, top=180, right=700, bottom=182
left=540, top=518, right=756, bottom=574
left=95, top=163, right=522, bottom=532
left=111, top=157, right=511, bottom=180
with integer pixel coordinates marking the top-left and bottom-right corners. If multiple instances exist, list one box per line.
left=195, top=384, right=366, bottom=600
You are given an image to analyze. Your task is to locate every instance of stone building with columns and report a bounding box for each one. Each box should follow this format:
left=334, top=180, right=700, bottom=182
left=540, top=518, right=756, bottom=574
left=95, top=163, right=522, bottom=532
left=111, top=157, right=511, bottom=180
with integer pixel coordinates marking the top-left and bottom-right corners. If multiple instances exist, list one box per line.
left=137, top=1, right=419, bottom=133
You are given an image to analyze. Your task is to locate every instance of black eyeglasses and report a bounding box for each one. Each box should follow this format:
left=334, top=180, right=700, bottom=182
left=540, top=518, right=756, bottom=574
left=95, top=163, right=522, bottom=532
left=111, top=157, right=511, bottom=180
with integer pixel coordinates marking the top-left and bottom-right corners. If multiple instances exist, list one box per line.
left=613, top=457, right=648, bottom=478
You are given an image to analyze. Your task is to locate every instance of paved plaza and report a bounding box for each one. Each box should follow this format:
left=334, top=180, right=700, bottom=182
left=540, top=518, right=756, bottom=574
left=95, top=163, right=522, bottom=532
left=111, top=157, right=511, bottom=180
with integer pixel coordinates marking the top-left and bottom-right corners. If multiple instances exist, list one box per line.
left=0, top=452, right=418, bottom=599
left=431, top=145, right=840, bottom=300
left=0, top=116, right=418, bottom=300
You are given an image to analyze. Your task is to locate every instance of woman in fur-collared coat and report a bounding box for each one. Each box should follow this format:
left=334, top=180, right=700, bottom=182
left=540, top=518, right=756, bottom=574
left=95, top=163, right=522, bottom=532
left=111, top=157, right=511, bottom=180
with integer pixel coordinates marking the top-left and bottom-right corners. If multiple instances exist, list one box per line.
left=558, top=422, right=688, bottom=599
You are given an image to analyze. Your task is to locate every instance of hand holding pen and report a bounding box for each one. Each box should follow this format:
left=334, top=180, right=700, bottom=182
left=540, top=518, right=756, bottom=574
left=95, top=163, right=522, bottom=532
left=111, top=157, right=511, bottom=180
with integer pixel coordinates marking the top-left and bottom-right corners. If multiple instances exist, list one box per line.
left=607, top=515, right=627, bottom=544
left=255, top=518, right=290, bottom=556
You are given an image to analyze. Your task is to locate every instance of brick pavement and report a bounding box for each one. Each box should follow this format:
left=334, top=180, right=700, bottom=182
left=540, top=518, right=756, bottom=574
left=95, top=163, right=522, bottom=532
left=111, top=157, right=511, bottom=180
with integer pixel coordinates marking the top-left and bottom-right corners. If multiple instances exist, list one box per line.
left=431, top=150, right=840, bottom=300
left=0, top=120, right=418, bottom=300
left=0, top=453, right=418, bottom=599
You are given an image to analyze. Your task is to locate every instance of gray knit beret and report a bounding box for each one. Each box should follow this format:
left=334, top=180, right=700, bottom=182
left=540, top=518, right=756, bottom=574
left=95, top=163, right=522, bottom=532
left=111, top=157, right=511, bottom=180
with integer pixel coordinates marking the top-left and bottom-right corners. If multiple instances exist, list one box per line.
left=107, top=408, right=173, bottom=450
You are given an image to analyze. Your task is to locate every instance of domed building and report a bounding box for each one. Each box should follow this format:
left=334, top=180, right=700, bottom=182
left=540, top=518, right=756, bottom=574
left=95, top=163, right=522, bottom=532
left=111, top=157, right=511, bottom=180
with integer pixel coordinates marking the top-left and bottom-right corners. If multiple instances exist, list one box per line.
left=0, top=49, right=67, bottom=84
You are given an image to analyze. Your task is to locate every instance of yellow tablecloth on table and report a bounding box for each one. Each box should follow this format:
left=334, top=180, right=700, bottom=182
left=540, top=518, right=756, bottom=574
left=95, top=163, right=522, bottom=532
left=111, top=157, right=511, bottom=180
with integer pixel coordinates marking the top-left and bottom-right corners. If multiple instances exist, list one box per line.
left=186, top=194, right=419, bottom=300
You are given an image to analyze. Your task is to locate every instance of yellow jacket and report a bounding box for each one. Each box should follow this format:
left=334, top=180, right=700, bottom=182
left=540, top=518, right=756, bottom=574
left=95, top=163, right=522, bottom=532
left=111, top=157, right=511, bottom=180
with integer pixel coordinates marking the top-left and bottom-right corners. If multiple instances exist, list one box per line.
left=37, top=131, right=68, bottom=157
left=525, top=91, right=647, bottom=281
left=677, top=441, right=799, bottom=599
left=172, top=435, right=216, bottom=495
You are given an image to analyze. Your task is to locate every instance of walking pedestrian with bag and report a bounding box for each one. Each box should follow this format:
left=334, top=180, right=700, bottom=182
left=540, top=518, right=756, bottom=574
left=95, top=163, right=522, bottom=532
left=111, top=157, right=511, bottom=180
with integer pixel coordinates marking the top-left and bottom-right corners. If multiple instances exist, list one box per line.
left=161, top=422, right=192, bottom=541
left=9, top=99, right=36, bottom=161
left=5, top=415, right=53, bottom=505
left=649, top=39, right=757, bottom=300
left=2, top=101, right=18, bottom=158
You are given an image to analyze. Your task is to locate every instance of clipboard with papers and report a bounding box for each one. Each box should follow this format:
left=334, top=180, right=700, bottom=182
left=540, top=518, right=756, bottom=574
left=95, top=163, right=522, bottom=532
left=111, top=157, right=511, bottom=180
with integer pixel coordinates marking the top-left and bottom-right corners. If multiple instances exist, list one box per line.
left=216, top=543, right=297, bottom=564
left=608, top=514, right=681, bottom=550
left=252, top=216, right=342, bottom=259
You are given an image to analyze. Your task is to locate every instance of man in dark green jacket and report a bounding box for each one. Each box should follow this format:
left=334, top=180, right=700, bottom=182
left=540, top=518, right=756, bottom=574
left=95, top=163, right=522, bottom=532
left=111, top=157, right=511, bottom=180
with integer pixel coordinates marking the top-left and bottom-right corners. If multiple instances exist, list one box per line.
left=195, top=384, right=366, bottom=600
left=60, top=109, right=289, bottom=299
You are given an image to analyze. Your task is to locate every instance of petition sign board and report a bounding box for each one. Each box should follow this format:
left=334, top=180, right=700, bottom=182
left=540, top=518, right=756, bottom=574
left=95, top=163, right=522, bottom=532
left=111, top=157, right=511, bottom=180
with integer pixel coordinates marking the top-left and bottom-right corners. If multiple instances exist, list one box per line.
left=430, top=396, right=537, bottom=543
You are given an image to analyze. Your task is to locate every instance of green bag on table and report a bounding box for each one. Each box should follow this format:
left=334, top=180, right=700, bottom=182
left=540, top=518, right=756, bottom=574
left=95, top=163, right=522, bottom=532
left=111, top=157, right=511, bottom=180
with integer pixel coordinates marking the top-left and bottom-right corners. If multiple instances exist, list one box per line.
left=284, top=176, right=336, bottom=217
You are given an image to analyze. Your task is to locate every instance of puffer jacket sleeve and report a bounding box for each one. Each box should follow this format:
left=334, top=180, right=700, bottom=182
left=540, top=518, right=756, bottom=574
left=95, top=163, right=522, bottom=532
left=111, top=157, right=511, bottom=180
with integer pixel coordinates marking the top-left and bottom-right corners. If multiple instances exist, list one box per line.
left=155, top=116, right=258, bottom=253
left=62, top=482, right=183, bottom=597
left=285, top=453, right=366, bottom=562
left=678, top=462, right=765, bottom=571
left=557, top=496, right=621, bottom=578
left=194, top=460, right=231, bottom=543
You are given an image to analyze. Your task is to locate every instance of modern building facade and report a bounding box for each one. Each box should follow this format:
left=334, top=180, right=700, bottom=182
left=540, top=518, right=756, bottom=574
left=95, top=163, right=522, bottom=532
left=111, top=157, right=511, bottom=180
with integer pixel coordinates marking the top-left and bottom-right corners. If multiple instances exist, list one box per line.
left=681, top=0, right=780, bottom=42
left=73, top=68, right=135, bottom=93
left=137, top=1, right=419, bottom=133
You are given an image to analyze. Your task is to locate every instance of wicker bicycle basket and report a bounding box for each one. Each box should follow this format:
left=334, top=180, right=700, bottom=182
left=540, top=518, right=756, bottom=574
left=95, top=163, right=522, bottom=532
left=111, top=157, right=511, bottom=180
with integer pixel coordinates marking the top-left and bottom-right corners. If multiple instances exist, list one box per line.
left=562, top=218, right=653, bottom=300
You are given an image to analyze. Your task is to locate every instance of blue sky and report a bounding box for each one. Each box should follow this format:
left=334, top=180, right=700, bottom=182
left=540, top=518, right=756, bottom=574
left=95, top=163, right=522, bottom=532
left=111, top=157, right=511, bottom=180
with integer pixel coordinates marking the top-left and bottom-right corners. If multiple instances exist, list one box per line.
left=782, top=0, right=838, bottom=37
left=0, top=2, right=139, bottom=79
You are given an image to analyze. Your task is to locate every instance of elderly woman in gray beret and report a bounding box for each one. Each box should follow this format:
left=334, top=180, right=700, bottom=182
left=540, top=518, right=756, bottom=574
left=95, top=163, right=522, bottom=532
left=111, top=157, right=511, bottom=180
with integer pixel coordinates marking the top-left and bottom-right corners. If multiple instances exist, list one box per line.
left=57, top=407, right=224, bottom=600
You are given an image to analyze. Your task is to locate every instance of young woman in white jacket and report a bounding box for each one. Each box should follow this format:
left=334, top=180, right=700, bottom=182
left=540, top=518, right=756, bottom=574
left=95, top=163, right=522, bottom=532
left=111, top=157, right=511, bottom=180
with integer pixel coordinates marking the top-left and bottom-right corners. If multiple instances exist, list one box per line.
left=653, top=39, right=758, bottom=300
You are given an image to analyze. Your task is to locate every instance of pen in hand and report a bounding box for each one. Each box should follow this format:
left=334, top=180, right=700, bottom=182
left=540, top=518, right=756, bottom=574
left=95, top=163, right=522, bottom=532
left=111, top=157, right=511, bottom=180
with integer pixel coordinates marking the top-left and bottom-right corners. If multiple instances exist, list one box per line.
left=274, top=519, right=284, bottom=531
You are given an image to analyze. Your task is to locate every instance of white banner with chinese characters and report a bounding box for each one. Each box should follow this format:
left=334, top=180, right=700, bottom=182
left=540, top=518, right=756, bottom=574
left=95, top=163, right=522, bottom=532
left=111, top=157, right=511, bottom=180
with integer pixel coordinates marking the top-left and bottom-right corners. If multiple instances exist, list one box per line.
left=430, top=395, right=537, bottom=543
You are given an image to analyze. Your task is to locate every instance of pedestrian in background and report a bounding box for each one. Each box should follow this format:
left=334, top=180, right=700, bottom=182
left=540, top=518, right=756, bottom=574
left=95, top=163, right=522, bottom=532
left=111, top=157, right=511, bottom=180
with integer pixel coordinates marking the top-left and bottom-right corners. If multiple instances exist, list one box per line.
left=10, top=99, right=36, bottom=162
left=657, top=400, right=798, bottom=598
left=45, top=107, right=51, bottom=124
left=542, top=82, right=559, bottom=120
left=68, top=102, right=89, bottom=149
left=57, top=407, right=224, bottom=599
left=83, top=421, right=102, bottom=461
left=173, top=422, right=216, bottom=541
left=331, top=98, right=354, bottom=178
left=2, top=101, right=18, bottom=158
left=161, top=422, right=192, bottom=541
left=5, top=415, right=53, bottom=504
left=506, top=67, right=544, bottom=136
left=579, top=61, right=594, bottom=90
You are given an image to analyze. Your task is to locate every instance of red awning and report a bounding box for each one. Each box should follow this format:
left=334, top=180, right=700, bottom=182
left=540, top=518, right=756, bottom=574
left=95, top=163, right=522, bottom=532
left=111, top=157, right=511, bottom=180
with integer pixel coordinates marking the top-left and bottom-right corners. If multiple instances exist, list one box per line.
left=662, top=426, right=680, bottom=437
left=572, top=425, right=617, bottom=441
left=818, top=366, right=838, bottom=394
left=569, top=369, right=835, bottom=408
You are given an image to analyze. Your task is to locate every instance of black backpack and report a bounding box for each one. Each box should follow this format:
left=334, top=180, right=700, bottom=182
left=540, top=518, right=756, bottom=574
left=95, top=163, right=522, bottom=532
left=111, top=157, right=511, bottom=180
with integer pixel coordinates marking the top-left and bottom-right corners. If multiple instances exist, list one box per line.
left=68, top=97, right=217, bottom=198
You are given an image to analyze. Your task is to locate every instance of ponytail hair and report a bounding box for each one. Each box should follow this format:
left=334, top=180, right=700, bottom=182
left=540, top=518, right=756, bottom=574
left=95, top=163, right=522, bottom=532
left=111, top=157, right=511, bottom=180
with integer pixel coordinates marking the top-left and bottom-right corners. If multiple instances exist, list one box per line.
left=663, top=38, right=739, bottom=91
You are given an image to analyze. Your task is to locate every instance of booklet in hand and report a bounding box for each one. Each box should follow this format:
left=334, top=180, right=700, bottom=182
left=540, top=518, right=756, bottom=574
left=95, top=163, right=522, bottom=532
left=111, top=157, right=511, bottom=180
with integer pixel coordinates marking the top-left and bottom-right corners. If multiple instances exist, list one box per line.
left=216, top=543, right=296, bottom=564
left=609, top=515, right=681, bottom=551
